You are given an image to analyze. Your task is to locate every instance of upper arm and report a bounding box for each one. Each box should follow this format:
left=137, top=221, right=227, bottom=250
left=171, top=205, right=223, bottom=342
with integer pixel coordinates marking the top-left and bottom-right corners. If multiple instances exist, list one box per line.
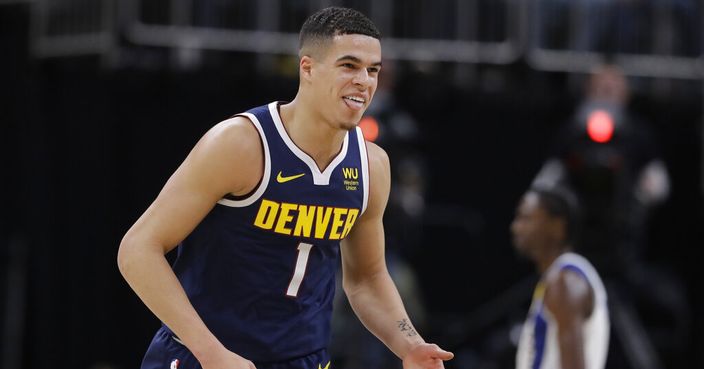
left=121, top=116, right=263, bottom=254
left=544, top=269, right=594, bottom=369
left=340, top=141, right=391, bottom=284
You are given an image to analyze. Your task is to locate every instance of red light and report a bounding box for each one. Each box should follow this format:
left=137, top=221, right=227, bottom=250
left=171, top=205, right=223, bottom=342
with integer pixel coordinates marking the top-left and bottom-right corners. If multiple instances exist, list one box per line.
left=586, top=110, right=614, bottom=143
left=358, top=116, right=380, bottom=142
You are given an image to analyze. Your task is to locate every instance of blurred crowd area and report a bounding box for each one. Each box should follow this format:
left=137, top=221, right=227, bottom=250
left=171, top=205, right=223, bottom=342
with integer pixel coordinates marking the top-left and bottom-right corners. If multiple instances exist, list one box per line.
left=1, top=1, right=703, bottom=369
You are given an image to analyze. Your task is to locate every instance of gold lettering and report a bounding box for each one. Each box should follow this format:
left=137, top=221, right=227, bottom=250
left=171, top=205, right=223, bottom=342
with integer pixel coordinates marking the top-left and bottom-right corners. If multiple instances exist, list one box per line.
left=342, top=167, right=359, bottom=180
left=255, top=199, right=359, bottom=240
left=293, top=205, right=314, bottom=238
left=314, top=206, right=333, bottom=239
left=329, top=208, right=348, bottom=240
left=254, top=199, right=279, bottom=230
left=340, top=208, right=359, bottom=238
left=274, top=203, right=297, bottom=235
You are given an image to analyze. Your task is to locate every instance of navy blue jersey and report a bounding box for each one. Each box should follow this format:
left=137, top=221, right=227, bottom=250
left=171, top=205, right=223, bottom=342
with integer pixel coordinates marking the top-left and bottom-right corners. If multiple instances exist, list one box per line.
left=162, top=101, right=370, bottom=362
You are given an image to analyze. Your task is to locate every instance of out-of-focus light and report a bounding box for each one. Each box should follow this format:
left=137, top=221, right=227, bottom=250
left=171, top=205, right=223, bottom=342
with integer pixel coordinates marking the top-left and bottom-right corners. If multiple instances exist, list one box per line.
left=587, top=110, right=614, bottom=143
left=359, top=116, right=380, bottom=142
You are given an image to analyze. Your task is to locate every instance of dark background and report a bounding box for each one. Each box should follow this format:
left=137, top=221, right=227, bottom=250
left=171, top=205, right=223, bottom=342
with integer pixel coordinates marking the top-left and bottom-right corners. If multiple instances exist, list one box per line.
left=1, top=1, right=703, bottom=368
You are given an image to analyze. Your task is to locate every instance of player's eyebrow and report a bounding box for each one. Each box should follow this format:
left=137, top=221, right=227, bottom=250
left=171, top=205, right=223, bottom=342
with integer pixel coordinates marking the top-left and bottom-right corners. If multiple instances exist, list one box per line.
left=336, top=55, right=383, bottom=67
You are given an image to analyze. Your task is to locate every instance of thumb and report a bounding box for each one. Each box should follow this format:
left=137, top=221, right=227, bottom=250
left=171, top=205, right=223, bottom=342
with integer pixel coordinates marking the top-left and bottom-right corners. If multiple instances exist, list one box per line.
left=433, top=347, right=454, bottom=361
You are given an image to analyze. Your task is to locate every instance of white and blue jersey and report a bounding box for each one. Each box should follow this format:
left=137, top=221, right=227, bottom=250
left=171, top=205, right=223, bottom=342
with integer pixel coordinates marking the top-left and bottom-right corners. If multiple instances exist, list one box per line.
left=516, top=252, right=610, bottom=369
left=150, top=101, right=370, bottom=364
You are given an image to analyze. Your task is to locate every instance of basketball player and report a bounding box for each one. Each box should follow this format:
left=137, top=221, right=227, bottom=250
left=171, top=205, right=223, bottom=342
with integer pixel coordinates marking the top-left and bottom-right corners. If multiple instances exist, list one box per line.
left=117, top=7, right=453, bottom=369
left=511, top=187, right=609, bottom=369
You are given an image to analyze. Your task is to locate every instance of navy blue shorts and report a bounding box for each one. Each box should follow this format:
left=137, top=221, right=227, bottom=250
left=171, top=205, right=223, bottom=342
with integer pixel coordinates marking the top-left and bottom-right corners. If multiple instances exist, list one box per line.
left=141, top=327, right=331, bottom=369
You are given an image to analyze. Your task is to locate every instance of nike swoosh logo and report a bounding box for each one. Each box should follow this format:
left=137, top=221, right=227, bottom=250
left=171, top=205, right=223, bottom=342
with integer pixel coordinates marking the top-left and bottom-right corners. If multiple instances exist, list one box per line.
left=318, top=362, right=331, bottom=369
left=276, top=171, right=306, bottom=183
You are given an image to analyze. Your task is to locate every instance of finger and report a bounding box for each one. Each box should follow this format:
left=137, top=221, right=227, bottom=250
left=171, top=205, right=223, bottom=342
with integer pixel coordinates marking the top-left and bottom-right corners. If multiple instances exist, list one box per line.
left=433, top=349, right=454, bottom=360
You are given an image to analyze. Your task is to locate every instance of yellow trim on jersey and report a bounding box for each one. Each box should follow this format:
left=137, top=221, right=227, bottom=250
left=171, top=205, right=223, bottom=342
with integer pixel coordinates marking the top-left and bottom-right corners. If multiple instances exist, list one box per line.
left=532, top=281, right=546, bottom=302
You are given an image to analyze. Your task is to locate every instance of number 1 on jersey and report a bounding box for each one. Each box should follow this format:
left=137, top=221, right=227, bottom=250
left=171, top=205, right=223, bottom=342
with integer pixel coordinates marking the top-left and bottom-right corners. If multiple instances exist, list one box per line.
left=286, top=243, right=313, bottom=297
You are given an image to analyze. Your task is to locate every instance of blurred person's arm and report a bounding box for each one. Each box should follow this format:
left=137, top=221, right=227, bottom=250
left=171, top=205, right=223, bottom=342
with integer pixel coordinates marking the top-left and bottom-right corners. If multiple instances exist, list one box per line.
left=544, top=269, right=595, bottom=369
left=117, top=117, right=261, bottom=369
left=341, top=142, right=453, bottom=369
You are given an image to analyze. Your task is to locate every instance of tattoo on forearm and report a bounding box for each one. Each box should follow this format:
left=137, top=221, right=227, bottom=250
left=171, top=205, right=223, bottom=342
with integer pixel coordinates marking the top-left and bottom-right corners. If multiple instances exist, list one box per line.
left=397, top=318, right=418, bottom=337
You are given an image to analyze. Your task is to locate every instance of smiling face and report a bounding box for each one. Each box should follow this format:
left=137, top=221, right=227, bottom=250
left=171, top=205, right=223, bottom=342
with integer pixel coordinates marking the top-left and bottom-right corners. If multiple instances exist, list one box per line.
left=301, top=33, right=382, bottom=131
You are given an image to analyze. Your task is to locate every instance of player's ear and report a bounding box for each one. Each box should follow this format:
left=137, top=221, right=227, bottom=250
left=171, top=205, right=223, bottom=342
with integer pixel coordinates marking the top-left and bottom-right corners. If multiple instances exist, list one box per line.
left=300, top=55, right=314, bottom=81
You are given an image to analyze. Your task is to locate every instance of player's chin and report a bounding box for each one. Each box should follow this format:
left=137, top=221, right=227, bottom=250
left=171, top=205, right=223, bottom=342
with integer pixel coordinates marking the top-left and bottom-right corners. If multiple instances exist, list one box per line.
left=339, top=120, right=358, bottom=131
left=338, top=114, right=364, bottom=130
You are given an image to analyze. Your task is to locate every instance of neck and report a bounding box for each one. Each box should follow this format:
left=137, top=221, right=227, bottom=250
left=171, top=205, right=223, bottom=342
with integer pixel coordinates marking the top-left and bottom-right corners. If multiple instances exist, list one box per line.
left=279, top=96, right=348, bottom=170
left=536, top=245, right=570, bottom=274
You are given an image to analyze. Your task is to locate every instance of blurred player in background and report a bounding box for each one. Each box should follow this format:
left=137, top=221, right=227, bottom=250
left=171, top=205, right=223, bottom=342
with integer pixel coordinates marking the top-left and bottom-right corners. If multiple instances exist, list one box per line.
left=532, top=64, right=690, bottom=367
left=511, top=186, right=610, bottom=369
left=118, top=6, right=453, bottom=369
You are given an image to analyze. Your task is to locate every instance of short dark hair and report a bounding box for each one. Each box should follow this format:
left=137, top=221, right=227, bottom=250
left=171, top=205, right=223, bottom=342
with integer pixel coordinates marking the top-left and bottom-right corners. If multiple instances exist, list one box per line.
left=529, top=185, right=581, bottom=247
left=299, top=7, right=381, bottom=51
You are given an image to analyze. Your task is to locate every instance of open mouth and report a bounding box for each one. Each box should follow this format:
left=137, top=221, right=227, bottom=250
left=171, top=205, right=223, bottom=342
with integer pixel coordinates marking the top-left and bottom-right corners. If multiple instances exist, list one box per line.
left=342, top=96, right=365, bottom=110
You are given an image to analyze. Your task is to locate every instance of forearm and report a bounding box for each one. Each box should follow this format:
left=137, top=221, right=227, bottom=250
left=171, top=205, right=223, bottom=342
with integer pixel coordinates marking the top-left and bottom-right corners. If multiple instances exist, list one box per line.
left=344, top=271, right=425, bottom=359
left=117, top=241, right=223, bottom=361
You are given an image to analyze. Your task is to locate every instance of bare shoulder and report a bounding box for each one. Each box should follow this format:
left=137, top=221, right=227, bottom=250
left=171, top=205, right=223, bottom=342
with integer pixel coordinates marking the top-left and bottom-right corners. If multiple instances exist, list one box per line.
left=361, top=140, right=391, bottom=215
left=544, top=267, right=593, bottom=320
left=189, top=115, right=264, bottom=196
left=202, top=115, right=261, bottom=153
left=364, top=140, right=390, bottom=176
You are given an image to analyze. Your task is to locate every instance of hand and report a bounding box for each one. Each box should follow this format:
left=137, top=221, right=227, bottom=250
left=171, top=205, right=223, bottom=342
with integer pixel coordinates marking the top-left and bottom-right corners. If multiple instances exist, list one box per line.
left=402, top=343, right=454, bottom=369
left=198, top=347, right=257, bottom=369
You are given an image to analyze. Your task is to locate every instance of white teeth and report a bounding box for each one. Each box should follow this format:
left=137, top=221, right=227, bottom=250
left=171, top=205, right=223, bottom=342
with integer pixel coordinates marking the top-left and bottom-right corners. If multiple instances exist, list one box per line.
left=344, top=96, right=365, bottom=103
